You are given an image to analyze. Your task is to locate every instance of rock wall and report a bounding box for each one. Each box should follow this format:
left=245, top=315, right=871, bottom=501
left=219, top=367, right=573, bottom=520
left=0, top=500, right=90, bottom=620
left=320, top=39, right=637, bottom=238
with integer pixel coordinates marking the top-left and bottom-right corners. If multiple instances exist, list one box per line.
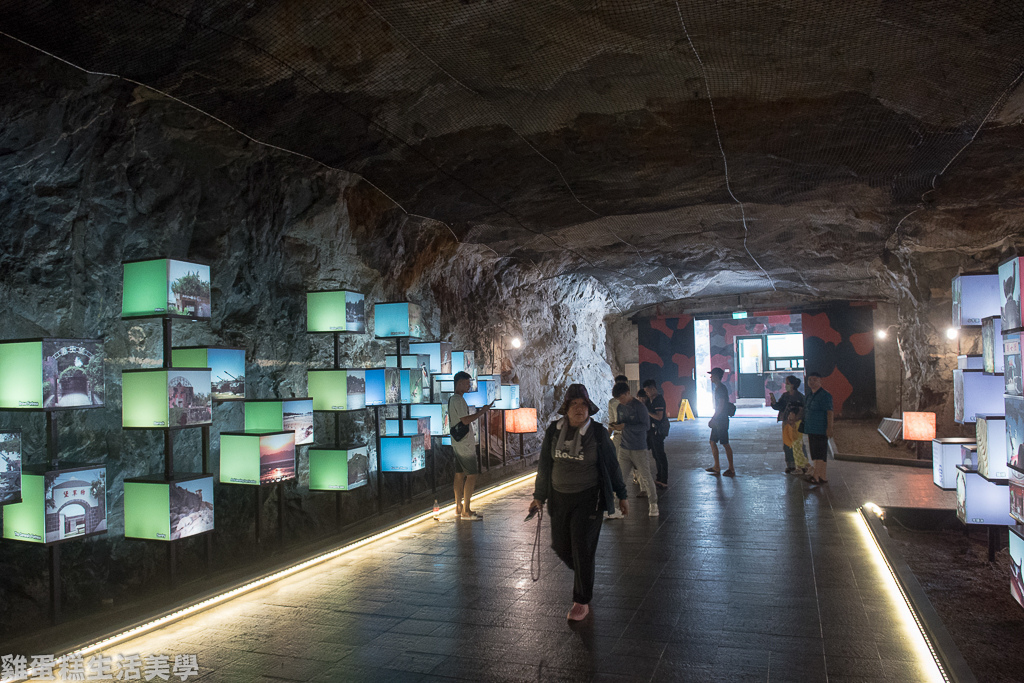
left=0, top=46, right=619, bottom=635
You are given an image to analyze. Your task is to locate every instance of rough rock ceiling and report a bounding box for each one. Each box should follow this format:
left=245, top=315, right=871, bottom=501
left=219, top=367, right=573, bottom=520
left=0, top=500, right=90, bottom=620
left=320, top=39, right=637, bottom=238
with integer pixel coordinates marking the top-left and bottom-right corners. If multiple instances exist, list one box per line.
left=3, top=1, right=1024, bottom=307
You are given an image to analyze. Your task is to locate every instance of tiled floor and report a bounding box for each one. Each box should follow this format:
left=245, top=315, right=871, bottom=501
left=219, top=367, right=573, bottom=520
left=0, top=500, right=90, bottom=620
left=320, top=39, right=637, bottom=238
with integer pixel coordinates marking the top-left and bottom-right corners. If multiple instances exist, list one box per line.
left=81, top=419, right=954, bottom=682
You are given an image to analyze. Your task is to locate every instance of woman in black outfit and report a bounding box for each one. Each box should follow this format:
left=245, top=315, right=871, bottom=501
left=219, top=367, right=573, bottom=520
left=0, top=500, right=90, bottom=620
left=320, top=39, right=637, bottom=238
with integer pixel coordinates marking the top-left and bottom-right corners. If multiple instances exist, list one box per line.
left=529, top=384, right=629, bottom=621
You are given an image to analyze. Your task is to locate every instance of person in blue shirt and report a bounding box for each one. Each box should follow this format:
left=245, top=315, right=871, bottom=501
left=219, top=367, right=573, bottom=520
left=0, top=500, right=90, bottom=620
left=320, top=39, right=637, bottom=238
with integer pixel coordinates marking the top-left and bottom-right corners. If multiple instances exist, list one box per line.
left=801, top=371, right=834, bottom=484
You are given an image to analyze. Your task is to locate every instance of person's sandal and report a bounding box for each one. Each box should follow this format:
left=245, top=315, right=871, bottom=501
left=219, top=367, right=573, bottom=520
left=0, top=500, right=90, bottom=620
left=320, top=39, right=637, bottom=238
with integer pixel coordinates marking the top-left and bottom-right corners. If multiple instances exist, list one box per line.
left=705, top=467, right=721, bottom=474
left=722, top=469, right=736, bottom=477
left=461, top=512, right=483, bottom=521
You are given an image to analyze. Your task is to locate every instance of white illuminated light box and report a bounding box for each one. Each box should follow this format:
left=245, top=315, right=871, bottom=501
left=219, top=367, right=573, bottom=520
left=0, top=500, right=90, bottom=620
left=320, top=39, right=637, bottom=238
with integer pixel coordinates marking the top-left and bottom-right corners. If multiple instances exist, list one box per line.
left=957, top=354, right=984, bottom=371
left=952, top=272, right=1000, bottom=328
left=976, top=415, right=1008, bottom=480
left=961, top=443, right=978, bottom=471
left=933, top=438, right=975, bottom=490
left=407, top=342, right=453, bottom=375
left=409, top=403, right=449, bottom=436
left=1006, top=333, right=1022, bottom=397
left=1010, top=468, right=1024, bottom=526
left=492, top=384, right=521, bottom=410
left=953, top=369, right=1005, bottom=424
left=999, top=256, right=1023, bottom=333
left=1007, top=395, right=1024, bottom=469
left=957, top=465, right=1012, bottom=525
left=1010, top=525, right=1024, bottom=608
left=373, top=302, right=424, bottom=339
left=982, top=317, right=1004, bottom=375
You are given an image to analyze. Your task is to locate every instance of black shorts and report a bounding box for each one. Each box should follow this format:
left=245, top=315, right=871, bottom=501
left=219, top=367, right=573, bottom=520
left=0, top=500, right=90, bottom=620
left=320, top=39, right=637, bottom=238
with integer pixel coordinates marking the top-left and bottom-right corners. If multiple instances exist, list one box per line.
left=807, top=434, right=829, bottom=461
left=710, top=424, right=729, bottom=445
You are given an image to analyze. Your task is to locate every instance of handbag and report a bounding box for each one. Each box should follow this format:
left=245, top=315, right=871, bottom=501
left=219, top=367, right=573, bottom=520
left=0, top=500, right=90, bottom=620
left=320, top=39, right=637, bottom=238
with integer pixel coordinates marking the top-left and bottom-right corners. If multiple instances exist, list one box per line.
left=450, top=421, right=470, bottom=442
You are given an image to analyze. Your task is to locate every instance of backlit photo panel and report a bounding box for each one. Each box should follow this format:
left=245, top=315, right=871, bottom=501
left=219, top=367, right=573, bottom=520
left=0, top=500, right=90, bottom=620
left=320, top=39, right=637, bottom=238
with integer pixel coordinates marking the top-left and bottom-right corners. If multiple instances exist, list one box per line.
left=283, top=399, right=314, bottom=445
left=374, top=302, right=423, bottom=339
left=1000, top=257, right=1023, bottom=332
left=952, top=273, right=999, bottom=328
left=306, top=290, right=365, bottom=333
left=0, top=339, right=105, bottom=410
left=1006, top=333, right=1022, bottom=397
left=0, top=430, right=22, bottom=506
left=1007, top=395, right=1024, bottom=469
left=982, top=316, right=1003, bottom=374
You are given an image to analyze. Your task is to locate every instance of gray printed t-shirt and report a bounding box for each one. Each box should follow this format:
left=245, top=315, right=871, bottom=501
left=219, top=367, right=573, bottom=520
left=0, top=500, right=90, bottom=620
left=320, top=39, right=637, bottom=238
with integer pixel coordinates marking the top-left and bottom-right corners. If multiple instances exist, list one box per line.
left=551, top=421, right=600, bottom=494
left=447, top=394, right=477, bottom=458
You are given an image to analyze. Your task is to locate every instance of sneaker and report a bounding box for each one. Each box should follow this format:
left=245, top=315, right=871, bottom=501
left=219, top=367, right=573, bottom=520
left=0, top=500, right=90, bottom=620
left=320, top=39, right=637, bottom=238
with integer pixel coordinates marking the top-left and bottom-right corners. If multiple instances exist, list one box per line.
left=648, top=503, right=660, bottom=517
left=567, top=603, right=590, bottom=621
left=605, top=509, right=624, bottom=519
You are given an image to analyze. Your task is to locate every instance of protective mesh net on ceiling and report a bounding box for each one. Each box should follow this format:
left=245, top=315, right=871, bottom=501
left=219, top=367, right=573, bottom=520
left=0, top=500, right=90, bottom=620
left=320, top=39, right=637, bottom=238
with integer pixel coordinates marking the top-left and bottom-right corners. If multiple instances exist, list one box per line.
left=2, top=0, right=1023, bottom=302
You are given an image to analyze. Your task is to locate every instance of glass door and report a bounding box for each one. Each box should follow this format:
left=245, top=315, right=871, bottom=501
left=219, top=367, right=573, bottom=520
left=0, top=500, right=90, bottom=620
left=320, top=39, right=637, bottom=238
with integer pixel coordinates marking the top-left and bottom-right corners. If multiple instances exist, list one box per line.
left=736, top=336, right=766, bottom=399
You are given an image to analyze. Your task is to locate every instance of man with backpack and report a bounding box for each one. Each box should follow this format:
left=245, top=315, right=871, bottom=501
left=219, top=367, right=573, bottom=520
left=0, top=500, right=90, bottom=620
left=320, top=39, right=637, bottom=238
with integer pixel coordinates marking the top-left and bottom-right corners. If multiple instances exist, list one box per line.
left=642, top=380, right=671, bottom=489
left=706, top=367, right=735, bottom=477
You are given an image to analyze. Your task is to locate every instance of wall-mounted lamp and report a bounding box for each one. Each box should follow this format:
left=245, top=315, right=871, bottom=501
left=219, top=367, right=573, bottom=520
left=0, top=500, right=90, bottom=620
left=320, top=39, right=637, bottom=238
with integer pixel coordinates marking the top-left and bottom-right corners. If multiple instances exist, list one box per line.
left=946, top=328, right=958, bottom=340
left=510, top=337, right=522, bottom=349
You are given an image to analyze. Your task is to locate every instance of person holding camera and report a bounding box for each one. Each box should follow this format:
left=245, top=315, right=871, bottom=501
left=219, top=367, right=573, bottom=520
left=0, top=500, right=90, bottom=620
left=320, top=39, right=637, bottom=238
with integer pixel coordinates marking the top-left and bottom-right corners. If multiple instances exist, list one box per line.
left=528, top=384, right=628, bottom=621
left=448, top=371, right=491, bottom=520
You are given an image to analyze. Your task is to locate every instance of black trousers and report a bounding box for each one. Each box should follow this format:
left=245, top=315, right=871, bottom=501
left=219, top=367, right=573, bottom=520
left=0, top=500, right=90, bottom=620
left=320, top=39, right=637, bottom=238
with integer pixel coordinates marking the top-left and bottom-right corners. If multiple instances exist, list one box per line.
left=649, top=432, right=668, bottom=485
left=548, top=486, right=603, bottom=605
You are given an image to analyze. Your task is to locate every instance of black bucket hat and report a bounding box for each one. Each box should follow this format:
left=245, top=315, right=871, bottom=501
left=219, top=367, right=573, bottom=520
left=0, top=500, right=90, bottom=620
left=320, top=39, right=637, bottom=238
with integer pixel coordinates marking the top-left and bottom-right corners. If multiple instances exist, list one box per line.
left=558, top=383, right=600, bottom=416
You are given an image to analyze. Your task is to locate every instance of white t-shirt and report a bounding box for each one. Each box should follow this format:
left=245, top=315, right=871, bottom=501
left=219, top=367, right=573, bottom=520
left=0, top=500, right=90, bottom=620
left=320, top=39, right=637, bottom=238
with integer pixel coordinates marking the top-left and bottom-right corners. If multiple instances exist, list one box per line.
left=448, top=394, right=477, bottom=458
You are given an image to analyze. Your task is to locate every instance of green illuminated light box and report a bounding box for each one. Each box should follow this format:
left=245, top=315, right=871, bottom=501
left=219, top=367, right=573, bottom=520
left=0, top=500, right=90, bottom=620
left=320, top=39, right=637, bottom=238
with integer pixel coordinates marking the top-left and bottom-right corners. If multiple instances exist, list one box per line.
left=308, top=370, right=366, bottom=411
left=374, top=302, right=424, bottom=339
left=3, top=464, right=107, bottom=544
left=121, top=258, right=211, bottom=319
left=309, top=446, right=370, bottom=491
left=172, top=347, right=245, bottom=401
left=220, top=431, right=296, bottom=486
left=122, top=368, right=212, bottom=428
left=0, top=338, right=105, bottom=410
left=244, top=398, right=314, bottom=445
left=124, top=474, right=214, bottom=541
left=306, top=290, right=366, bottom=333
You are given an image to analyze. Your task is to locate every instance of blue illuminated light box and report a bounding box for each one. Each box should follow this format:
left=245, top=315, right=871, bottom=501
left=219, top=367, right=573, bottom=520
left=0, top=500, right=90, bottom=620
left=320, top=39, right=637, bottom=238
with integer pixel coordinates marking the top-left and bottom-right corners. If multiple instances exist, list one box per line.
left=999, top=256, right=1023, bottom=332
left=380, top=435, right=426, bottom=472
left=385, top=355, right=430, bottom=403
left=365, top=368, right=401, bottom=405
left=374, top=302, right=423, bottom=339
left=982, top=317, right=1004, bottom=375
left=407, top=342, right=453, bottom=374
left=307, top=370, right=366, bottom=412
left=933, top=438, right=974, bottom=490
left=956, top=466, right=1011, bottom=525
left=492, top=384, right=521, bottom=410
left=1010, top=525, right=1024, bottom=608
left=976, top=415, right=1007, bottom=480
left=308, top=446, right=370, bottom=491
left=409, top=403, right=449, bottom=436
left=450, top=351, right=477, bottom=380
left=953, top=369, right=1004, bottom=424
left=384, top=417, right=432, bottom=449
left=952, top=272, right=999, bottom=328
left=1006, top=333, right=1022, bottom=397
left=466, top=376, right=502, bottom=408
left=306, top=290, right=365, bottom=333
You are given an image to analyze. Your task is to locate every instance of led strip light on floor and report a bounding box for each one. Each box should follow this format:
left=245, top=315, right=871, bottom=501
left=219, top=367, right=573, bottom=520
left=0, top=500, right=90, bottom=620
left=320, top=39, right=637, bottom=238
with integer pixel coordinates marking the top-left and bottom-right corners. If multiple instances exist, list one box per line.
left=857, top=503, right=950, bottom=683
left=3, top=471, right=538, bottom=683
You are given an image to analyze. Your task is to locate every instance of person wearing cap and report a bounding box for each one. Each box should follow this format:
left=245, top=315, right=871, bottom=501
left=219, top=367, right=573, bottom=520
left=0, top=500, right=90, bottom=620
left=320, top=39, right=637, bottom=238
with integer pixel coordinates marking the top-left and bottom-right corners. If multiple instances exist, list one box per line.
left=529, top=384, right=629, bottom=621
left=705, top=367, right=735, bottom=476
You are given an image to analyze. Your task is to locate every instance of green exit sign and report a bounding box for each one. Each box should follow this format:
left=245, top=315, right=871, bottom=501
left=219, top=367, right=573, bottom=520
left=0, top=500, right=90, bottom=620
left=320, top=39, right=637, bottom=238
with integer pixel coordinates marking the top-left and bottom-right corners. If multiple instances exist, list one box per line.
left=732, top=311, right=748, bottom=319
